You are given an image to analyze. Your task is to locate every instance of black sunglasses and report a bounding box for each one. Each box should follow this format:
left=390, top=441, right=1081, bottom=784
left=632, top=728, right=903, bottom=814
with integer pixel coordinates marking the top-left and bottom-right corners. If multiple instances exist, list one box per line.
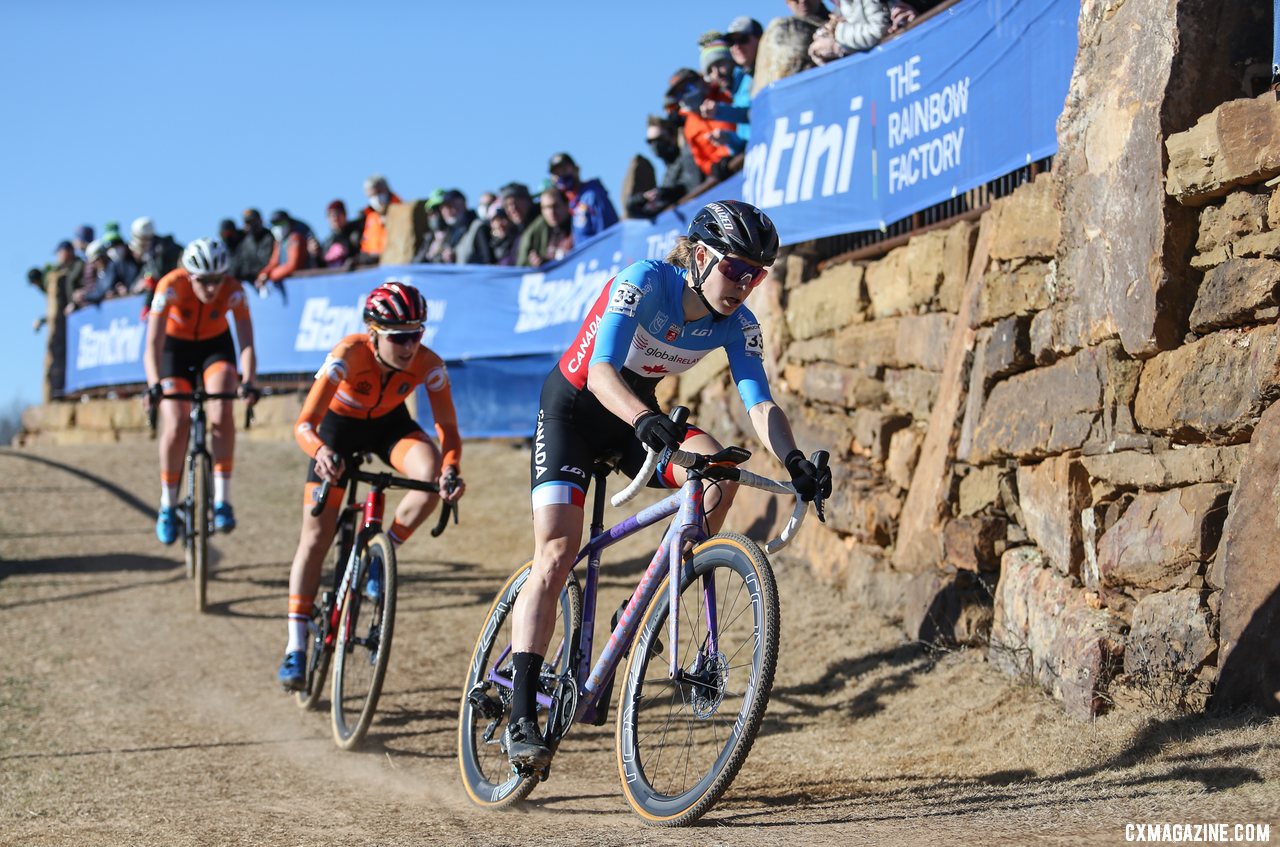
left=381, top=328, right=424, bottom=346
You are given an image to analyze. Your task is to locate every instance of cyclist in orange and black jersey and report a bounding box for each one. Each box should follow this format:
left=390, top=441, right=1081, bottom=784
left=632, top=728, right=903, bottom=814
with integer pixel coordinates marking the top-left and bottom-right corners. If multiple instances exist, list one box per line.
left=276, top=281, right=466, bottom=691
left=142, top=238, right=257, bottom=545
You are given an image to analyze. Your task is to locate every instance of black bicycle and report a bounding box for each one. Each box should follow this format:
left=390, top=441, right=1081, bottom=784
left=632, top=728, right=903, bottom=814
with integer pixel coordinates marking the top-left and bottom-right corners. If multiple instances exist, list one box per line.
left=296, top=457, right=458, bottom=749
left=148, top=383, right=253, bottom=613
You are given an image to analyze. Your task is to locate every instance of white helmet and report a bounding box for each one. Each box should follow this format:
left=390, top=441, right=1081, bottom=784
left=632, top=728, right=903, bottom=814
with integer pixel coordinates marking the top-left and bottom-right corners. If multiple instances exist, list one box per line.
left=85, top=239, right=105, bottom=261
left=181, top=237, right=230, bottom=276
left=131, top=216, right=155, bottom=240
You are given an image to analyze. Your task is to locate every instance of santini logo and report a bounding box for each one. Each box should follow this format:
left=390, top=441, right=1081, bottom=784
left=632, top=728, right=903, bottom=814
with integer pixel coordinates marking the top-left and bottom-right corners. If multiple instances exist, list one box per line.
left=514, top=252, right=623, bottom=333
left=295, top=297, right=363, bottom=352
left=76, top=318, right=145, bottom=368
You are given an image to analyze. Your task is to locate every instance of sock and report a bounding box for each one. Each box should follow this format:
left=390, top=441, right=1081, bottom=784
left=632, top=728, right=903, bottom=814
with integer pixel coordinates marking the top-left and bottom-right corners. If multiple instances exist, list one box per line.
left=213, top=471, right=231, bottom=506
left=159, top=473, right=179, bottom=509
left=388, top=519, right=414, bottom=548
left=287, top=595, right=312, bottom=653
left=508, top=651, right=545, bottom=725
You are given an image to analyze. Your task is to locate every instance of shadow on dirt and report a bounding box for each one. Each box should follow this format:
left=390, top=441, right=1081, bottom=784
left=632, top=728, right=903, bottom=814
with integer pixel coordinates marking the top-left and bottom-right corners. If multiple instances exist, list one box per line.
left=720, top=711, right=1273, bottom=828
left=0, top=735, right=311, bottom=762
left=767, top=642, right=934, bottom=728
left=1, top=552, right=177, bottom=580
left=0, top=450, right=153, bottom=519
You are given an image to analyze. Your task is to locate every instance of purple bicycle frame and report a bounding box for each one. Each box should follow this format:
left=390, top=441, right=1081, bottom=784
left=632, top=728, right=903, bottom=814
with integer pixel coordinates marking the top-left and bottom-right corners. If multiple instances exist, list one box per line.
left=485, top=474, right=718, bottom=728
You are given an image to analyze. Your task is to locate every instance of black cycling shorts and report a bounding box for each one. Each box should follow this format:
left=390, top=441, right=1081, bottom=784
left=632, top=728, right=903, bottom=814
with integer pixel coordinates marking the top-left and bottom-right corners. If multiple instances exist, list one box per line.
left=159, top=332, right=237, bottom=384
left=305, top=405, right=427, bottom=484
left=529, top=369, right=701, bottom=507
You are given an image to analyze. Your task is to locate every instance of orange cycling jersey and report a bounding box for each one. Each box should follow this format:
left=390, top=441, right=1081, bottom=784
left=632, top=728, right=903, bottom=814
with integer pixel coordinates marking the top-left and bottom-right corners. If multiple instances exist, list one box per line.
left=294, top=333, right=462, bottom=470
left=150, top=269, right=250, bottom=341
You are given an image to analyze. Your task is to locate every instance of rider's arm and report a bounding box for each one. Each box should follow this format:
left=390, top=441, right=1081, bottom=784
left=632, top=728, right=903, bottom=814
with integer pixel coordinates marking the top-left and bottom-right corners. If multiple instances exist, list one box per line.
left=143, top=309, right=165, bottom=387
left=747, top=401, right=802, bottom=464
left=143, top=279, right=174, bottom=387
left=294, top=351, right=344, bottom=458
left=233, top=314, right=256, bottom=386
left=586, top=362, right=652, bottom=427
left=420, top=351, right=462, bottom=473
left=585, top=264, right=658, bottom=425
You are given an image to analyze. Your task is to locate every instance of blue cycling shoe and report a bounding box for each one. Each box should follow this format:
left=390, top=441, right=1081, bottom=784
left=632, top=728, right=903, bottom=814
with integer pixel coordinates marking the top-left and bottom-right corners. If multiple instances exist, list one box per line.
left=364, top=558, right=383, bottom=602
left=277, top=650, right=306, bottom=692
left=155, top=506, right=180, bottom=545
left=213, top=502, right=237, bottom=533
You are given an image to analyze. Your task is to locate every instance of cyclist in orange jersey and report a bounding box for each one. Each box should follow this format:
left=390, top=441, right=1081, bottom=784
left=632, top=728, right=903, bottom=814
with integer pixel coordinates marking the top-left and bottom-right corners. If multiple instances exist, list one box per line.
left=277, top=280, right=466, bottom=690
left=142, top=237, right=258, bottom=545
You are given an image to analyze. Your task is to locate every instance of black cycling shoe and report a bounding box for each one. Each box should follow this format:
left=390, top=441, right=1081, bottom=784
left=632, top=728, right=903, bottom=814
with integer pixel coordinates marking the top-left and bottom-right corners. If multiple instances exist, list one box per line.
left=503, top=717, right=552, bottom=769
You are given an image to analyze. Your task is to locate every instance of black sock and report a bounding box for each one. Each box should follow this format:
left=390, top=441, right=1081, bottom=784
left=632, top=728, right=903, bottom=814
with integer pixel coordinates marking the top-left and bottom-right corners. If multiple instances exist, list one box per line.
left=508, top=651, right=544, bottom=725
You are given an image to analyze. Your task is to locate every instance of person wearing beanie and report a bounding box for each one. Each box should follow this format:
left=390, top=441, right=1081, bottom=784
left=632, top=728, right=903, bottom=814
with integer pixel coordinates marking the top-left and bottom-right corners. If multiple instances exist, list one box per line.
left=707, top=16, right=764, bottom=142
left=695, top=33, right=747, bottom=161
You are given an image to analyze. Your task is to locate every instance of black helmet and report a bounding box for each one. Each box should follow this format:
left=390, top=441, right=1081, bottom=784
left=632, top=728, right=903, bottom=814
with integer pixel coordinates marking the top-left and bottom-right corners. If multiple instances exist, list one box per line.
left=687, top=200, right=779, bottom=266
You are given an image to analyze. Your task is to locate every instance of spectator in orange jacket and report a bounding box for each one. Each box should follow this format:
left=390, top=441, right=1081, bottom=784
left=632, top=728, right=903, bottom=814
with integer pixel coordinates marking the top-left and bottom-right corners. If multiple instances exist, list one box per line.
left=666, top=68, right=737, bottom=179
left=358, top=174, right=401, bottom=265
left=256, top=209, right=316, bottom=291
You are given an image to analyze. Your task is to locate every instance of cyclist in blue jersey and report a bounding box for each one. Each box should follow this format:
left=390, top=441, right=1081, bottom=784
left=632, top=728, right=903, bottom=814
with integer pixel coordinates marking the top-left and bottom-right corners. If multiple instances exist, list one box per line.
left=503, top=199, right=833, bottom=769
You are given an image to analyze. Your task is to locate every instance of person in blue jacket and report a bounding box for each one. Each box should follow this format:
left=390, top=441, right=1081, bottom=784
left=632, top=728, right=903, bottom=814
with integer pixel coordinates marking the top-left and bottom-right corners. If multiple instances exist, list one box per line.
left=547, top=152, right=619, bottom=244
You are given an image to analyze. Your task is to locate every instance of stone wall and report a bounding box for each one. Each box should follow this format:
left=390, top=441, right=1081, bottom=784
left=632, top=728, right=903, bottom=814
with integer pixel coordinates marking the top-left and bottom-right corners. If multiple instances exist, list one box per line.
left=688, top=0, right=1277, bottom=720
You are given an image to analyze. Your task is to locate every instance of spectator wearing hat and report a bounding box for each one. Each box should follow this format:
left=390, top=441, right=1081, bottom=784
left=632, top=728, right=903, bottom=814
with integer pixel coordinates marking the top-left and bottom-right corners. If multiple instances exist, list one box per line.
left=220, top=218, right=245, bottom=255
left=358, top=173, right=401, bottom=265
left=627, top=115, right=702, bottom=219
left=256, top=209, right=316, bottom=290
left=809, top=0, right=890, bottom=65
left=321, top=201, right=363, bottom=269
left=437, top=189, right=494, bottom=265
left=98, top=231, right=140, bottom=300
left=129, top=216, right=183, bottom=296
left=518, top=187, right=574, bottom=268
left=232, top=208, right=275, bottom=284
left=487, top=206, right=520, bottom=266
left=697, top=33, right=747, bottom=155
left=667, top=68, right=738, bottom=179
left=703, top=17, right=763, bottom=142
left=34, top=242, right=82, bottom=397
left=547, top=153, right=619, bottom=245
left=499, top=182, right=536, bottom=239
left=412, top=189, right=450, bottom=264
left=72, top=225, right=94, bottom=260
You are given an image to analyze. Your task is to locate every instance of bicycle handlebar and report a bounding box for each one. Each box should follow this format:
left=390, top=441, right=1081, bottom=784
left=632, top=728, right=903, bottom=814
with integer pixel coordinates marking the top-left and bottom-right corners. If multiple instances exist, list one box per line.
left=147, top=390, right=255, bottom=432
left=309, top=467, right=459, bottom=538
left=611, top=406, right=830, bottom=554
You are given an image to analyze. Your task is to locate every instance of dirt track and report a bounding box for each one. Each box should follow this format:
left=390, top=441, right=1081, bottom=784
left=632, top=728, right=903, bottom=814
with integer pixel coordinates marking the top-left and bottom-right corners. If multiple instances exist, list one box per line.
left=1, top=438, right=1277, bottom=846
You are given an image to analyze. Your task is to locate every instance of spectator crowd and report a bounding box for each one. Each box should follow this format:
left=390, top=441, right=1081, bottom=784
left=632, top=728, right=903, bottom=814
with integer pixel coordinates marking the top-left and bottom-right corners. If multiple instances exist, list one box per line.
left=29, top=0, right=942, bottom=398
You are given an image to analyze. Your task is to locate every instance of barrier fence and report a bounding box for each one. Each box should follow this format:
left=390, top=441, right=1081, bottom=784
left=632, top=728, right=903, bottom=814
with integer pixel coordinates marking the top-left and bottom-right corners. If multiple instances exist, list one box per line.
left=62, top=0, right=1080, bottom=437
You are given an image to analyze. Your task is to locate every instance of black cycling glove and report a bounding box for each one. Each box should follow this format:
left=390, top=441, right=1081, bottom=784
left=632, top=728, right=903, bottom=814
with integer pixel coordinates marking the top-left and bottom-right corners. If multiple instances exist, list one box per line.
left=633, top=410, right=687, bottom=453
left=785, top=449, right=832, bottom=502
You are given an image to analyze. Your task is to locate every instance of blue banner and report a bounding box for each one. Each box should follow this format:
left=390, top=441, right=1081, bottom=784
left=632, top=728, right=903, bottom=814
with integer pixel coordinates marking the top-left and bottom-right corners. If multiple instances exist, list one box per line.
left=64, top=0, right=1078, bottom=435
left=740, top=0, right=1076, bottom=241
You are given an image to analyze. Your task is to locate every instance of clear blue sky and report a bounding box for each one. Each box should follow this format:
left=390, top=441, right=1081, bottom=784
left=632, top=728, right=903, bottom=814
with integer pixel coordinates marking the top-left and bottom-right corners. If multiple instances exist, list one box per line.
left=0, top=0, right=790, bottom=410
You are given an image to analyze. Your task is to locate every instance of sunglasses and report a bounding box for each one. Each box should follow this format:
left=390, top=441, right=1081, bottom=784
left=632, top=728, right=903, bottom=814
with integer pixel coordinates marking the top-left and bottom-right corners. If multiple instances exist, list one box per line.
left=378, top=328, right=424, bottom=346
left=704, top=244, right=768, bottom=289
left=727, top=34, right=751, bottom=45
left=191, top=274, right=224, bottom=286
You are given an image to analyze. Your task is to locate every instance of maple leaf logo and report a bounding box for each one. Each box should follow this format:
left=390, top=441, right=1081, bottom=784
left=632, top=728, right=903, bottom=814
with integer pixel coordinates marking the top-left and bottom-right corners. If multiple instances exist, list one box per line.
left=642, top=364, right=669, bottom=375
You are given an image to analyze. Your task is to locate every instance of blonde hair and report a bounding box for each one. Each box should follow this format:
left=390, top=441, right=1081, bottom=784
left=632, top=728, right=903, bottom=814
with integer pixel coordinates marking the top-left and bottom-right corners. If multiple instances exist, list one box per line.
left=666, top=237, right=696, bottom=269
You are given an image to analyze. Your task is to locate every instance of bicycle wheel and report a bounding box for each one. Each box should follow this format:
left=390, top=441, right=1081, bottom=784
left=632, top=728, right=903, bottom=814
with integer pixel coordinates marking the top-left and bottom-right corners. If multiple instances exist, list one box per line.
left=296, top=513, right=354, bottom=710
left=331, top=532, right=396, bottom=749
left=458, top=562, right=581, bottom=809
left=295, top=597, right=333, bottom=711
left=615, top=532, right=779, bottom=827
left=192, top=454, right=211, bottom=613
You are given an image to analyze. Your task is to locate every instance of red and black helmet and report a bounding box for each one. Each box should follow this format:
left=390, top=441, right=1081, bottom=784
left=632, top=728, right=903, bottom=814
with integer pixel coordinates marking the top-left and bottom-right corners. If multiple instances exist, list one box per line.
left=363, top=281, right=427, bottom=329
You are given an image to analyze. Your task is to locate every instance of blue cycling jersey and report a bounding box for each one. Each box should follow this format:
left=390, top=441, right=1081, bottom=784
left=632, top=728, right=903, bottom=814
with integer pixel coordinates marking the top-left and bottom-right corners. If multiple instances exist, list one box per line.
left=555, top=259, right=771, bottom=411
